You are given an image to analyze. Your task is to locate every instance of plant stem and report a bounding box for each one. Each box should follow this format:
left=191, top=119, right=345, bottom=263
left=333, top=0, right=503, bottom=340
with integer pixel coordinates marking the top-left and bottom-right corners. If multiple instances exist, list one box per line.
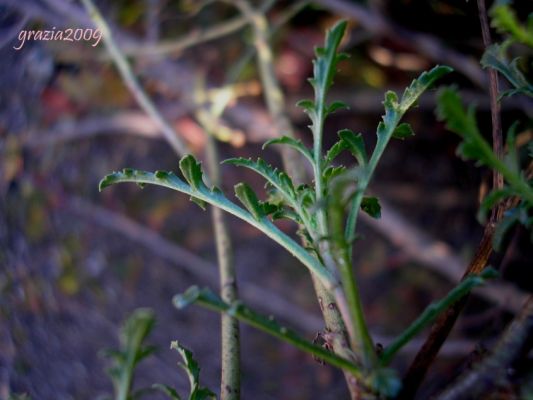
left=206, top=135, right=241, bottom=400
left=82, top=2, right=243, bottom=396
left=379, top=269, right=496, bottom=366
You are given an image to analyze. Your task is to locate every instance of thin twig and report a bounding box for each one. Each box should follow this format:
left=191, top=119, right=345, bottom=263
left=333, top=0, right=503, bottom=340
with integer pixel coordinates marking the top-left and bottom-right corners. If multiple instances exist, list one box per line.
left=79, top=1, right=243, bottom=396
left=79, top=0, right=188, bottom=156
left=436, top=296, right=533, bottom=400
left=195, top=73, right=241, bottom=399
left=227, top=2, right=366, bottom=397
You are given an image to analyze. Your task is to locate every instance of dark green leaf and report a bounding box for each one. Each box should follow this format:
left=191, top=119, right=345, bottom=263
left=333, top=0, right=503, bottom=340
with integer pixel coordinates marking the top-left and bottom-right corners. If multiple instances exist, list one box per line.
left=324, top=140, right=349, bottom=166
left=262, top=136, right=314, bottom=165
left=338, top=129, right=367, bottom=166
left=152, top=384, right=182, bottom=400
left=296, top=99, right=315, bottom=114
left=327, top=100, right=349, bottom=114
left=179, top=155, right=207, bottom=191
left=481, top=44, right=533, bottom=98
left=310, top=20, right=348, bottom=98
left=234, top=183, right=265, bottom=220
left=400, top=65, right=453, bottom=112
left=392, top=122, right=415, bottom=140
left=223, top=157, right=296, bottom=203
left=170, top=341, right=216, bottom=400
left=436, top=87, right=492, bottom=165
left=361, top=197, right=381, bottom=219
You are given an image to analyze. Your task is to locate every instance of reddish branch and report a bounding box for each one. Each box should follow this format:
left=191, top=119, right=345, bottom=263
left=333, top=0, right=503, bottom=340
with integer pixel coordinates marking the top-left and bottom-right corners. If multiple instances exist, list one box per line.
left=399, top=2, right=508, bottom=396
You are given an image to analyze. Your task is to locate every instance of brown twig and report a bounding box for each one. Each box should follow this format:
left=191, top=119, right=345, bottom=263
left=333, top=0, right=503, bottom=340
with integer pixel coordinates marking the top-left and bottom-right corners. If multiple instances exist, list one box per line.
left=398, top=2, right=507, bottom=396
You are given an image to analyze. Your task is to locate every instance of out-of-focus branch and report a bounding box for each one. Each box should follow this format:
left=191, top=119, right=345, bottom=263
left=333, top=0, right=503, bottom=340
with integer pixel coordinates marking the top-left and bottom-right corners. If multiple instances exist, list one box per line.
left=436, top=296, right=533, bottom=400
left=79, top=0, right=187, bottom=155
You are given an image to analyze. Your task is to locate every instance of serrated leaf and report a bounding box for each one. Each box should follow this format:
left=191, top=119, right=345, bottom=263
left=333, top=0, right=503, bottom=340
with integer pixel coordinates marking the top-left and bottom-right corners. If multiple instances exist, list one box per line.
left=234, top=183, right=265, bottom=220
left=169, top=341, right=216, bottom=400
left=392, top=122, right=415, bottom=140
left=98, top=168, right=336, bottom=290
left=190, top=196, right=207, bottom=210
left=172, top=286, right=362, bottom=379
left=490, top=4, right=533, bottom=47
left=152, top=384, right=182, bottom=400
left=296, top=99, right=315, bottom=114
left=262, top=136, right=314, bottom=165
left=324, top=140, right=349, bottom=166
left=223, top=157, right=296, bottom=202
left=400, top=65, right=453, bottom=112
left=179, top=155, right=206, bottom=191
left=323, top=165, right=346, bottom=183
left=102, top=309, right=156, bottom=400
left=361, top=196, right=381, bottom=219
left=481, top=44, right=533, bottom=98
left=436, top=87, right=492, bottom=165
left=338, top=129, right=367, bottom=166
left=310, top=20, right=348, bottom=98
left=327, top=100, right=349, bottom=114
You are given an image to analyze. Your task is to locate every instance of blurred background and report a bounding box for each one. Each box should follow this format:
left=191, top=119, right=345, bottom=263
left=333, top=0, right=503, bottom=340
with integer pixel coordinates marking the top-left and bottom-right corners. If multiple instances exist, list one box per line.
left=0, top=0, right=532, bottom=399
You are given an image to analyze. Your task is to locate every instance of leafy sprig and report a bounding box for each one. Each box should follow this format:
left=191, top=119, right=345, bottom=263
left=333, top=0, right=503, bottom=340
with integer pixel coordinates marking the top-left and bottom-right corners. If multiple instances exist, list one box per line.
left=436, top=86, right=533, bottom=249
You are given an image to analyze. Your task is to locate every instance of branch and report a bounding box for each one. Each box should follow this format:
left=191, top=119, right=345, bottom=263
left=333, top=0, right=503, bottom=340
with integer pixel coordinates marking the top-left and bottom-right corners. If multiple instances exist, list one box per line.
left=436, top=296, right=533, bottom=400
left=63, top=194, right=477, bottom=357
left=79, top=0, right=188, bottom=155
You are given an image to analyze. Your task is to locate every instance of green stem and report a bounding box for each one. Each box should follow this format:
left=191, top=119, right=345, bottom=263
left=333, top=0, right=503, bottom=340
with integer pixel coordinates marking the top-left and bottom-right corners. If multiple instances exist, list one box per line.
left=174, top=286, right=363, bottom=378
left=379, top=268, right=498, bottom=365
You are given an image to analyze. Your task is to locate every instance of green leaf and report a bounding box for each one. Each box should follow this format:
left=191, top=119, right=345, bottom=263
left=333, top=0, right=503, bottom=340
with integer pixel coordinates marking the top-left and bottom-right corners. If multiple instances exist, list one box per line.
left=152, top=384, right=182, bottom=400
left=234, top=183, right=265, bottom=221
left=173, top=286, right=362, bottom=378
left=296, top=99, right=315, bottom=114
left=477, top=187, right=515, bottom=223
left=392, top=122, right=415, bottom=140
left=179, top=155, right=207, bottom=191
left=310, top=20, right=348, bottom=101
left=490, top=4, right=533, bottom=47
left=399, top=65, right=453, bottom=112
left=324, top=140, right=349, bottom=166
left=361, top=196, right=381, bottom=219
left=262, top=136, right=314, bottom=165
left=338, top=129, right=368, bottom=166
left=436, top=87, right=492, bottom=165
left=327, top=100, right=349, bottom=114
left=223, top=157, right=296, bottom=202
left=481, top=44, right=533, bottom=98
left=102, top=308, right=157, bottom=400
left=170, top=341, right=216, bottom=400
left=99, top=168, right=337, bottom=291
